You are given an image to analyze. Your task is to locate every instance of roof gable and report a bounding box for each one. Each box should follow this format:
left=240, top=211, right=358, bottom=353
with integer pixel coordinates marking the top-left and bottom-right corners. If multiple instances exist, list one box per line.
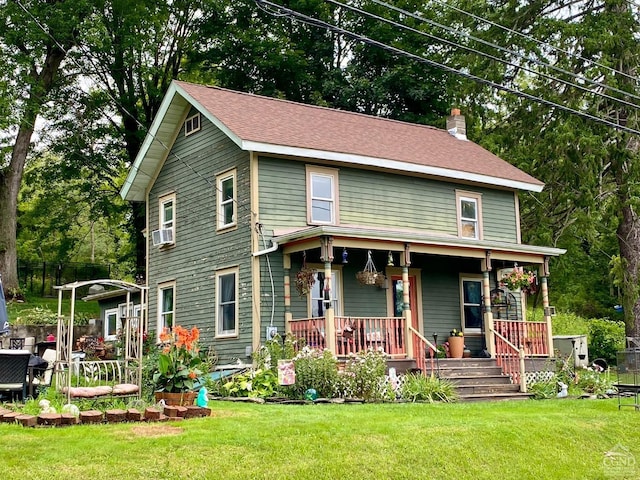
left=121, top=80, right=543, bottom=201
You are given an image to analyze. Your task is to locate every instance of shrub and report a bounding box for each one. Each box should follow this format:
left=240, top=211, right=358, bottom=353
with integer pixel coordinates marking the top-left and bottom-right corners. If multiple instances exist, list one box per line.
left=13, top=307, right=58, bottom=325
left=222, top=368, right=279, bottom=398
left=286, top=346, right=339, bottom=399
left=528, top=377, right=558, bottom=399
left=576, top=368, right=615, bottom=397
left=337, top=348, right=391, bottom=402
left=399, top=373, right=458, bottom=403
left=588, top=318, right=625, bottom=365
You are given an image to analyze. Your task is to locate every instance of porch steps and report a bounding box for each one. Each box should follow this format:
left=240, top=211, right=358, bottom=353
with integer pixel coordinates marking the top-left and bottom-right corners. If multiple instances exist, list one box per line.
left=427, top=358, right=533, bottom=403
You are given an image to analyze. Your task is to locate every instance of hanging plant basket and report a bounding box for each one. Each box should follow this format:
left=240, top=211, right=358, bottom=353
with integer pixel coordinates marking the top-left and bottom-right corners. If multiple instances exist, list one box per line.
left=374, top=273, right=386, bottom=288
left=356, top=251, right=380, bottom=286
left=295, top=266, right=316, bottom=297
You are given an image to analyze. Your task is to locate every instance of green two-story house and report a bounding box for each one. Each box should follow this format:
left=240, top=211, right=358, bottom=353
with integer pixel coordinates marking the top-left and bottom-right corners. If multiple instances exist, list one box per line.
left=121, top=80, right=564, bottom=378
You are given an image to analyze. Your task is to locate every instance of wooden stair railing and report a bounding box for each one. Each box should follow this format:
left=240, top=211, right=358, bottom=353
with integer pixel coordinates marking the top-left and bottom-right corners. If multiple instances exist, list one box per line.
left=408, top=326, right=438, bottom=374
left=493, top=329, right=527, bottom=393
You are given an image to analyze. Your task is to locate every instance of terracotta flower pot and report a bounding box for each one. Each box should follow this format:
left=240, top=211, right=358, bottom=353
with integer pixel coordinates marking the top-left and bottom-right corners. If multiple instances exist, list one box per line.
left=154, top=391, right=197, bottom=406
left=448, top=336, right=464, bottom=358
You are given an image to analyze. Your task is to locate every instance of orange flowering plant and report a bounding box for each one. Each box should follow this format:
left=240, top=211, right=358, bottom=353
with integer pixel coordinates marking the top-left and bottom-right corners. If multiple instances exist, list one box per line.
left=153, top=325, right=204, bottom=393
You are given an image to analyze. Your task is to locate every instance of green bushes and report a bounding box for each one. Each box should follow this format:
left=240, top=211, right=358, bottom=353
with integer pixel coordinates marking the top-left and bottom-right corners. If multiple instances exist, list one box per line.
left=216, top=336, right=457, bottom=403
left=550, top=310, right=625, bottom=365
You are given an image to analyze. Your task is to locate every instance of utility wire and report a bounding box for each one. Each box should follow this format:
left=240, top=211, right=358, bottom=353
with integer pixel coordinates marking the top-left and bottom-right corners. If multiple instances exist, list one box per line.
left=365, top=0, right=640, bottom=105
left=255, top=0, right=640, bottom=135
left=429, top=0, right=640, bottom=85
left=328, top=0, right=640, bottom=112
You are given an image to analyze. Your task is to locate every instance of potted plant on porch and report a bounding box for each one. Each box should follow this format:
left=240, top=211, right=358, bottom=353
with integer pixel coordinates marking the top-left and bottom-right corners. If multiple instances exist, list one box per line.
left=152, top=325, right=204, bottom=405
left=447, top=329, right=465, bottom=358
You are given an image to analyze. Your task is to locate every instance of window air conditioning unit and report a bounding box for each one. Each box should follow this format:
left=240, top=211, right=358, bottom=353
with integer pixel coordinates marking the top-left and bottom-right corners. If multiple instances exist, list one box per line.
left=152, top=228, right=173, bottom=247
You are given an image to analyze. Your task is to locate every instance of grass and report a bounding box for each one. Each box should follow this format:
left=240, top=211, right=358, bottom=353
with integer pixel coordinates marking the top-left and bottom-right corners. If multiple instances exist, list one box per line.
left=0, top=399, right=637, bottom=479
left=6, top=294, right=100, bottom=323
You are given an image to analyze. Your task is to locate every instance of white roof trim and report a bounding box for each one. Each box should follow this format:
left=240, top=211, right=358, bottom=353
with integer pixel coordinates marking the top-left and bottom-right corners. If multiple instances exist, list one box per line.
left=241, top=140, right=544, bottom=193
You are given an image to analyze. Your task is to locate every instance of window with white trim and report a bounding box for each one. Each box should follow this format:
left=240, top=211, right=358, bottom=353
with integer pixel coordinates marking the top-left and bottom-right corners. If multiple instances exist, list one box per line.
left=309, top=269, right=342, bottom=317
left=216, top=268, right=238, bottom=337
left=460, top=276, right=483, bottom=333
left=217, top=169, right=236, bottom=230
left=104, top=308, right=118, bottom=341
left=307, top=166, right=339, bottom=225
left=158, top=282, right=175, bottom=337
left=457, top=191, right=482, bottom=240
left=158, top=193, right=176, bottom=245
left=184, top=113, right=201, bottom=136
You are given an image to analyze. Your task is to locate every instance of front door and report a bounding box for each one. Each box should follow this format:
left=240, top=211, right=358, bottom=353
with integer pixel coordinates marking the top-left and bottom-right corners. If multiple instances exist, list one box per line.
left=391, top=275, right=419, bottom=331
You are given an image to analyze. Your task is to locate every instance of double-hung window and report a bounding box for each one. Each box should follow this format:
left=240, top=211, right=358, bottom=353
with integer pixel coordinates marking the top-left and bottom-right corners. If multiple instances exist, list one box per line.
left=307, top=166, right=339, bottom=225
left=216, top=267, right=238, bottom=337
left=460, top=276, right=483, bottom=333
left=456, top=191, right=482, bottom=240
left=158, top=282, right=176, bottom=337
left=217, top=169, right=236, bottom=230
left=158, top=193, right=176, bottom=245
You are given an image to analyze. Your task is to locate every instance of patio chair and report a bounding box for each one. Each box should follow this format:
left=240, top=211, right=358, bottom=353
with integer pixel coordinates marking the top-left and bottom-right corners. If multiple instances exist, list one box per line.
left=0, top=349, right=30, bottom=401
left=9, top=337, right=25, bottom=350
left=30, top=348, right=57, bottom=394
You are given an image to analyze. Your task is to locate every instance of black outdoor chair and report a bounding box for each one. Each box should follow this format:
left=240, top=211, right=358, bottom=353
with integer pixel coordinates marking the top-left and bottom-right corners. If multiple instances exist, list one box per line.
left=9, top=337, right=25, bottom=350
left=0, top=349, right=30, bottom=401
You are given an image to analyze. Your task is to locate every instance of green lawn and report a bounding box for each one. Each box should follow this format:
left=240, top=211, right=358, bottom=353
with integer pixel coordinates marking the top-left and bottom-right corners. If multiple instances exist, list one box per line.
left=6, top=295, right=100, bottom=323
left=0, top=399, right=637, bottom=479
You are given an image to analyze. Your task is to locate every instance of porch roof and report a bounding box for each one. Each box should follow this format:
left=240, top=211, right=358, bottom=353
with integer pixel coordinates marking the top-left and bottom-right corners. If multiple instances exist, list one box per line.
left=273, top=225, right=565, bottom=260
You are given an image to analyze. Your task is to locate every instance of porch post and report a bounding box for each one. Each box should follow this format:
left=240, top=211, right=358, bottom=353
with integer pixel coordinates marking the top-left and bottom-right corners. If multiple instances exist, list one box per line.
left=403, top=244, right=414, bottom=359
left=284, top=254, right=292, bottom=334
left=482, top=253, right=496, bottom=358
left=321, top=237, right=336, bottom=352
left=540, top=258, right=554, bottom=357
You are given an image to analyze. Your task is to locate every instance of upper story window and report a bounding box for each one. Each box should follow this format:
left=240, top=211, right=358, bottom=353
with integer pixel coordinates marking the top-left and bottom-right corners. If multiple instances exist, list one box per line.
left=456, top=190, right=483, bottom=240
left=217, top=169, right=236, bottom=231
left=152, top=193, right=175, bottom=247
left=306, top=166, right=339, bottom=225
left=158, top=281, right=176, bottom=339
left=184, top=113, right=201, bottom=136
left=216, top=267, right=238, bottom=337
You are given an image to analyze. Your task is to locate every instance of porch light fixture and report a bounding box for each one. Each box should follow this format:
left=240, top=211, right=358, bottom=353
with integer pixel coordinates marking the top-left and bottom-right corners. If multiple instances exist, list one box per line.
left=342, top=248, right=348, bottom=264
left=387, top=251, right=394, bottom=267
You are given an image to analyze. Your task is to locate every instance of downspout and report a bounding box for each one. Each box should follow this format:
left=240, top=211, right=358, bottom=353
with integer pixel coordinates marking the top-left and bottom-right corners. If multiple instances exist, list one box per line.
left=252, top=241, right=279, bottom=257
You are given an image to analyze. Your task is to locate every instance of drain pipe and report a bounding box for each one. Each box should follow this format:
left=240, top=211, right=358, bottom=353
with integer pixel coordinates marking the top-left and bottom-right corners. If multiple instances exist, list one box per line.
left=252, top=241, right=279, bottom=257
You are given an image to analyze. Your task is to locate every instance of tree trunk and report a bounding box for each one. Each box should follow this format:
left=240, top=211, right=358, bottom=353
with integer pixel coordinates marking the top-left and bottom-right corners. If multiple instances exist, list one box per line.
left=0, top=44, right=67, bottom=291
left=617, top=202, right=640, bottom=337
left=0, top=124, right=33, bottom=291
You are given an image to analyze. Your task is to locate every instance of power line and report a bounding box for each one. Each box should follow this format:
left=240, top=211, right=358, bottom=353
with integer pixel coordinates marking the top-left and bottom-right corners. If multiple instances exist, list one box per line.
left=327, top=0, right=640, bottom=112
left=365, top=0, right=640, bottom=106
left=429, top=0, right=640, bottom=85
left=255, top=0, right=640, bottom=136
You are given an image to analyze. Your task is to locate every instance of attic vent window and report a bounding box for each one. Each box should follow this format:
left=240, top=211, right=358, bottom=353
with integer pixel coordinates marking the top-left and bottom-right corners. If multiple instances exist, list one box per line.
left=184, top=113, right=201, bottom=136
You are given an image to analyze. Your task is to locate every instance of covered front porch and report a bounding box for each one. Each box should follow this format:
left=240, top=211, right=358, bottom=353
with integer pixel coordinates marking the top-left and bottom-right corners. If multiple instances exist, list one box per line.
left=272, top=225, right=564, bottom=388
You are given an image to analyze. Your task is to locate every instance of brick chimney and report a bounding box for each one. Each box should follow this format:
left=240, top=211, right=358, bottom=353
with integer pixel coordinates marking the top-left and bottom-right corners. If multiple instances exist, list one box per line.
left=446, top=108, right=467, bottom=140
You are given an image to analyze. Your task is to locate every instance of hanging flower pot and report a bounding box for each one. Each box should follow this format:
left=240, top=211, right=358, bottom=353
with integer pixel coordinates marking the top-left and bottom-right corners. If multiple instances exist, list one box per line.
left=356, top=251, right=380, bottom=286
left=295, top=267, right=315, bottom=297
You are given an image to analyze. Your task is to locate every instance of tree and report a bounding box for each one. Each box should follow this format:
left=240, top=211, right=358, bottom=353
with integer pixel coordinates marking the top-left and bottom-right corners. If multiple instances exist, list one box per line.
left=0, top=0, right=92, bottom=292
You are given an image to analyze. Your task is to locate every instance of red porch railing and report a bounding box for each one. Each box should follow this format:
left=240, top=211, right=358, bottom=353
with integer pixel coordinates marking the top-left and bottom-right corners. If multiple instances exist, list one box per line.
left=494, top=320, right=549, bottom=356
left=287, top=316, right=406, bottom=357
left=335, top=316, right=405, bottom=356
left=409, top=326, right=437, bottom=373
left=493, top=329, right=526, bottom=391
left=288, top=317, right=326, bottom=349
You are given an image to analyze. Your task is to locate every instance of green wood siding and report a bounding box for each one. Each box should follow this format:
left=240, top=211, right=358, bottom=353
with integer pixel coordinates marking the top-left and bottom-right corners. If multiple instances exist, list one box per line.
left=258, top=157, right=518, bottom=242
left=148, top=110, right=253, bottom=365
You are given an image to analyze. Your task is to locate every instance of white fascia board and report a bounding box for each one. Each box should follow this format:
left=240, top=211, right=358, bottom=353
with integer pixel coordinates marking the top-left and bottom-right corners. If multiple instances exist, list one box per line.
left=121, top=82, right=185, bottom=201
left=241, top=140, right=544, bottom=193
